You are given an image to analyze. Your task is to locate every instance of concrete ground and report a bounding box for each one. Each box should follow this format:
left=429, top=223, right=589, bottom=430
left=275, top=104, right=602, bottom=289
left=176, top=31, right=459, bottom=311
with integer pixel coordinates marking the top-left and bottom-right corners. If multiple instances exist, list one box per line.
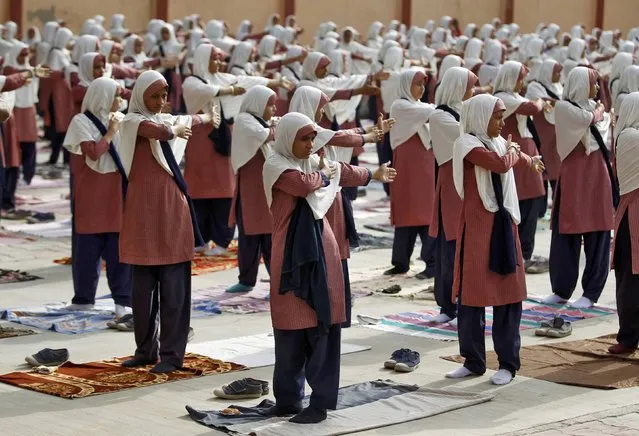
left=0, top=144, right=635, bottom=436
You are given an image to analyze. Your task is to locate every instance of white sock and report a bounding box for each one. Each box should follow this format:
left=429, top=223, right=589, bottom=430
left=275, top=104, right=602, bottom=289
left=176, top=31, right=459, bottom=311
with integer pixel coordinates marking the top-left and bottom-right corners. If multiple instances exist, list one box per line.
left=65, top=303, right=94, bottom=311
left=205, top=246, right=227, bottom=256
left=449, top=318, right=458, bottom=327
left=542, top=294, right=567, bottom=305
left=570, top=296, right=594, bottom=309
left=115, top=304, right=131, bottom=318
left=431, top=313, right=452, bottom=323
left=490, top=369, right=514, bottom=385
left=445, top=366, right=475, bottom=379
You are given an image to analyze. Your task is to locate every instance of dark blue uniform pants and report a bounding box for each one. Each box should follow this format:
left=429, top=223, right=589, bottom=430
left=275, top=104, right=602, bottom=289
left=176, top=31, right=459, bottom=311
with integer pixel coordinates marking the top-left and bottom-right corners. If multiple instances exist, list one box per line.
left=391, top=225, right=436, bottom=273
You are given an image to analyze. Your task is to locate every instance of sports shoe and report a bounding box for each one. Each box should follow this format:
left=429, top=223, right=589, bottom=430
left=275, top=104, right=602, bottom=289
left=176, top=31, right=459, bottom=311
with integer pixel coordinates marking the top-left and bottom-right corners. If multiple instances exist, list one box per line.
left=384, top=348, right=411, bottom=369
left=25, top=348, right=69, bottom=367
left=536, top=316, right=572, bottom=338
left=213, top=378, right=268, bottom=399
left=415, top=268, right=435, bottom=280
left=114, top=314, right=134, bottom=332
left=394, top=349, right=420, bottom=372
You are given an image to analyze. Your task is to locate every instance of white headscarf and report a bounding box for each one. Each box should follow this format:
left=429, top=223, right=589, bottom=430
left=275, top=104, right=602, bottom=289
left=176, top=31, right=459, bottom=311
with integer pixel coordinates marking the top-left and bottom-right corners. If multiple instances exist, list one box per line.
left=478, top=39, right=503, bottom=86
left=77, top=52, right=105, bottom=87
left=264, top=14, right=280, bottom=32
left=182, top=44, right=221, bottom=115
left=555, top=67, right=611, bottom=160
left=432, top=67, right=473, bottom=165
left=231, top=85, right=275, bottom=173
left=480, top=24, right=495, bottom=41
left=453, top=94, right=520, bottom=222
left=36, top=21, right=58, bottom=65
left=71, top=34, right=99, bottom=64
left=526, top=59, right=562, bottom=124
left=620, top=41, right=636, bottom=54
left=615, top=92, right=639, bottom=195
left=281, top=45, right=304, bottom=84
left=367, top=21, right=384, bottom=49
left=437, top=55, right=463, bottom=83
left=389, top=70, right=434, bottom=149
left=408, top=28, right=435, bottom=62
left=262, top=112, right=341, bottom=219
left=464, top=24, right=477, bottom=38
left=464, top=37, right=483, bottom=71
left=570, top=25, right=584, bottom=40
left=493, top=61, right=532, bottom=139
left=22, top=26, right=41, bottom=50
left=380, top=46, right=404, bottom=113
left=119, top=70, right=193, bottom=176
left=610, top=53, right=635, bottom=107
left=158, top=23, right=182, bottom=57
left=236, top=20, right=252, bottom=41
left=616, top=65, right=639, bottom=112
left=110, top=14, right=128, bottom=40
left=47, top=27, right=73, bottom=71
left=228, top=41, right=255, bottom=75
left=5, top=42, right=38, bottom=108
left=64, top=77, right=123, bottom=173
left=289, top=86, right=339, bottom=157
left=258, top=35, right=279, bottom=60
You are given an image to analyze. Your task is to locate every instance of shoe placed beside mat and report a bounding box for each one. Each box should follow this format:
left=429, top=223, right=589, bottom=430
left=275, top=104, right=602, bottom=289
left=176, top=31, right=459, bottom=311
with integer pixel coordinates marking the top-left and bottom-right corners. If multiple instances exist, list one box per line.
left=0, top=324, right=39, bottom=339
left=25, top=348, right=69, bottom=367
left=535, top=316, right=572, bottom=338
left=213, top=378, right=269, bottom=400
left=0, top=269, right=42, bottom=285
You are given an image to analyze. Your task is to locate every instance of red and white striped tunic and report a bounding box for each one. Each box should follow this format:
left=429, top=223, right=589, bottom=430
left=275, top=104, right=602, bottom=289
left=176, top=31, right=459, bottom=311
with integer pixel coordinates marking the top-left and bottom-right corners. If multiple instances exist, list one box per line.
left=229, top=152, right=273, bottom=235
left=533, top=113, right=561, bottom=181
left=429, top=161, right=463, bottom=241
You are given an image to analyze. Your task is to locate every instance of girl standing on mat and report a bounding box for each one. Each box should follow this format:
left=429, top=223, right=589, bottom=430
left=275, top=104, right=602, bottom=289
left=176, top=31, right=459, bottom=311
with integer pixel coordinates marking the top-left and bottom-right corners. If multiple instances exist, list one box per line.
left=446, top=94, right=544, bottom=385
left=263, top=112, right=395, bottom=423
left=118, top=70, right=216, bottom=374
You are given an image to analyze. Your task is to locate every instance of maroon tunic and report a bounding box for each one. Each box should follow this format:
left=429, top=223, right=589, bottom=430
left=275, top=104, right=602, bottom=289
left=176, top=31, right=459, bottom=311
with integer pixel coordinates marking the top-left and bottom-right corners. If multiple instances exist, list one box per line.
left=229, top=152, right=273, bottom=235
left=119, top=120, right=201, bottom=265
left=0, top=73, right=29, bottom=167
left=501, top=102, right=545, bottom=200
left=71, top=139, right=123, bottom=234
left=269, top=170, right=346, bottom=330
left=72, top=84, right=87, bottom=116
left=50, top=70, right=74, bottom=132
left=533, top=113, right=561, bottom=181
left=452, top=148, right=531, bottom=307
left=612, top=189, right=639, bottom=274
left=390, top=134, right=436, bottom=227
left=13, top=106, right=38, bottom=142
left=184, top=123, right=236, bottom=199
left=553, top=145, right=614, bottom=234
left=429, top=161, right=462, bottom=241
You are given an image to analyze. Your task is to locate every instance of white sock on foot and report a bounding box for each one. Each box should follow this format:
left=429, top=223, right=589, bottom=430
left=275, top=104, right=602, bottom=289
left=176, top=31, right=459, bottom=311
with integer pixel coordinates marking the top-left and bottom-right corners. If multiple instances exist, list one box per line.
left=430, top=313, right=452, bottom=323
left=445, top=366, right=475, bottom=379
left=205, top=246, right=227, bottom=256
left=449, top=318, right=458, bottom=327
left=65, top=303, right=94, bottom=311
left=115, top=304, right=131, bottom=318
left=570, top=296, right=594, bottom=309
left=490, top=369, right=514, bottom=385
left=542, top=294, right=567, bottom=305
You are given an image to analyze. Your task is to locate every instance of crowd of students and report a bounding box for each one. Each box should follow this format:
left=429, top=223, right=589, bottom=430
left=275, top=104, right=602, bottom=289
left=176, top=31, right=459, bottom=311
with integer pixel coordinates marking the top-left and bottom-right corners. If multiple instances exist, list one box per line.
left=0, top=12, right=638, bottom=424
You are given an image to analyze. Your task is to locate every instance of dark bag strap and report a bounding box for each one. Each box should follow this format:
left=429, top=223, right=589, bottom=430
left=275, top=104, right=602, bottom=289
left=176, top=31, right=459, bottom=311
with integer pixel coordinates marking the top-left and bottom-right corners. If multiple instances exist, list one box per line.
left=435, top=104, right=460, bottom=121
left=190, top=75, right=234, bottom=156
left=83, top=110, right=128, bottom=198
left=531, top=80, right=559, bottom=100
left=285, top=65, right=300, bottom=81
left=566, top=100, right=619, bottom=208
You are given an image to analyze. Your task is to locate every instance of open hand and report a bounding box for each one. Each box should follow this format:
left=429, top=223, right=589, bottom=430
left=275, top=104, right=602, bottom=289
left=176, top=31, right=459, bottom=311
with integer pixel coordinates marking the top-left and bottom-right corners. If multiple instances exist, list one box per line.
left=174, top=124, right=192, bottom=140
left=378, top=114, right=396, bottom=134
left=372, top=162, right=397, bottom=183
left=107, top=113, right=120, bottom=133
left=319, top=155, right=336, bottom=179
left=211, top=105, right=222, bottom=129
left=34, top=65, right=51, bottom=78
left=531, top=155, right=545, bottom=173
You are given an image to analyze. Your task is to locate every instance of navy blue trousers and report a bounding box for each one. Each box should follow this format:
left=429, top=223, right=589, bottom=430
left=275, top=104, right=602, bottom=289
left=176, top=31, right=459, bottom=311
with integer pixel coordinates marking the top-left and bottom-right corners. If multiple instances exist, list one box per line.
left=456, top=232, right=522, bottom=375
left=236, top=194, right=271, bottom=287
left=20, top=142, right=36, bottom=184
left=614, top=212, right=639, bottom=348
left=377, top=132, right=392, bottom=196
left=131, top=262, right=191, bottom=367
left=47, top=97, right=69, bottom=165
left=518, top=197, right=543, bottom=261
left=2, top=167, right=18, bottom=210
left=71, top=232, right=132, bottom=306
left=434, top=225, right=457, bottom=318
left=549, top=183, right=610, bottom=302
left=273, top=325, right=341, bottom=411
left=391, top=226, right=436, bottom=273
left=342, top=260, right=352, bottom=328
left=192, top=198, right=235, bottom=249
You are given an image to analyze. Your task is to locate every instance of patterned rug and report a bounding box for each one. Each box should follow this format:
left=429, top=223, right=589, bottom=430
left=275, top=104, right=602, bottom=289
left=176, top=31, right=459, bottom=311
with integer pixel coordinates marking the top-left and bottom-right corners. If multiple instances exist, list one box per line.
left=0, top=353, right=245, bottom=399
left=441, top=335, right=639, bottom=389
left=363, top=297, right=617, bottom=341
left=0, top=269, right=42, bottom=285
left=0, top=324, right=39, bottom=339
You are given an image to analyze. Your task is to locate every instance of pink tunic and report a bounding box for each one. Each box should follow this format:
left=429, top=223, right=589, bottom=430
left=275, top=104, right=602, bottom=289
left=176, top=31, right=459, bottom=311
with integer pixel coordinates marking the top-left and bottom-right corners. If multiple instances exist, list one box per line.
left=554, top=145, right=614, bottom=234
left=269, top=170, right=345, bottom=330
left=119, top=120, right=201, bottom=265
left=229, top=152, right=273, bottom=235
left=325, top=164, right=371, bottom=260
left=50, top=70, right=74, bottom=132
left=533, top=113, right=561, bottom=181
left=2, top=115, right=19, bottom=168
left=184, top=123, right=236, bottom=199
left=429, top=161, right=462, bottom=241
left=501, top=102, right=545, bottom=200
left=452, top=148, right=530, bottom=307
left=72, top=85, right=87, bottom=116
left=612, top=189, right=639, bottom=274
left=390, top=134, right=436, bottom=227
left=71, top=139, right=123, bottom=234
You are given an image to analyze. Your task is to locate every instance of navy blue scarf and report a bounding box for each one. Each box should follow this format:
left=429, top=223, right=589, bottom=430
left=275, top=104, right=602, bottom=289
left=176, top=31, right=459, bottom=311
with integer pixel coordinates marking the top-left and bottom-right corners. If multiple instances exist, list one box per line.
left=83, top=110, right=128, bottom=198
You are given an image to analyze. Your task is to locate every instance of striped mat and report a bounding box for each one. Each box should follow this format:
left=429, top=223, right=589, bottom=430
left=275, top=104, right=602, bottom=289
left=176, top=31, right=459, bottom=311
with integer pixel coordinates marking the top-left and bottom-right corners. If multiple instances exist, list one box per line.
left=363, top=297, right=617, bottom=341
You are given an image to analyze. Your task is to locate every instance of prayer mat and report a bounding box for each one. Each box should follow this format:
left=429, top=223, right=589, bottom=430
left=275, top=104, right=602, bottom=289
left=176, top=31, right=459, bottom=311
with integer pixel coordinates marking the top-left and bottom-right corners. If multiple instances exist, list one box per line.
left=441, top=335, right=639, bottom=390
left=0, top=353, right=245, bottom=399
left=349, top=267, right=434, bottom=298
left=7, top=219, right=72, bottom=238
left=0, top=269, right=42, bottom=285
left=186, top=381, right=493, bottom=435
left=0, top=323, right=39, bottom=339
left=363, top=223, right=394, bottom=234
left=363, top=297, right=617, bottom=341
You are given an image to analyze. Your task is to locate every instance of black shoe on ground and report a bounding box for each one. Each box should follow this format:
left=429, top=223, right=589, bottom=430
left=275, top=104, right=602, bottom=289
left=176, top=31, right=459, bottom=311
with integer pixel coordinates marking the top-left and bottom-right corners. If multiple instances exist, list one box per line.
left=121, top=357, right=156, bottom=368
left=289, top=406, right=328, bottom=424
left=415, top=269, right=435, bottom=280
left=213, top=378, right=265, bottom=399
left=150, top=361, right=180, bottom=373
left=394, top=349, right=420, bottom=372
left=383, top=266, right=409, bottom=276
left=266, top=402, right=303, bottom=416
left=25, top=348, right=69, bottom=367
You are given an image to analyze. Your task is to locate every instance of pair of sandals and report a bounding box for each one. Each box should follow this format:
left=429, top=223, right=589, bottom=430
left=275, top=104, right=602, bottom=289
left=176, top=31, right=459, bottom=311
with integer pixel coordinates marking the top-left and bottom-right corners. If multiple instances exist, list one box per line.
left=535, top=316, right=572, bottom=338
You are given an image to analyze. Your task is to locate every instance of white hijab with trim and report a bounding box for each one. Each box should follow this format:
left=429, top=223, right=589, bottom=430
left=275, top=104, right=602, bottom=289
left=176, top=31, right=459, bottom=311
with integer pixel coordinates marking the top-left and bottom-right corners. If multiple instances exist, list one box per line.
left=493, top=60, right=532, bottom=138
left=5, top=42, right=38, bottom=108
left=615, top=92, right=639, bottom=195
left=389, top=70, right=435, bottom=150
left=525, top=59, right=562, bottom=124
left=453, top=94, right=520, bottom=223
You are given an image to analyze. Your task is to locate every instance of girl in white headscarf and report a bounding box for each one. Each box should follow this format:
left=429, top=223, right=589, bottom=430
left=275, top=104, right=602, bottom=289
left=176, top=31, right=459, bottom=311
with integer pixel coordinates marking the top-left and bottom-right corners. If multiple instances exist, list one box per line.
left=109, top=14, right=128, bottom=40
left=263, top=111, right=392, bottom=424
left=367, top=21, right=385, bottom=50
left=22, top=26, right=40, bottom=52
left=615, top=65, right=639, bottom=113
left=62, top=77, right=131, bottom=317
left=446, top=94, right=542, bottom=385
left=144, top=19, right=163, bottom=55
left=340, top=26, right=377, bottom=75
left=122, top=34, right=162, bottom=70
left=562, top=38, right=588, bottom=81
left=546, top=67, right=614, bottom=309
left=152, top=23, right=185, bottom=113
left=118, top=70, right=215, bottom=374
left=464, top=37, right=484, bottom=74
left=493, top=61, right=547, bottom=271
left=478, top=39, right=504, bottom=86
left=608, top=52, right=634, bottom=114
left=480, top=24, right=496, bottom=41
left=610, top=92, right=639, bottom=354
left=384, top=70, right=437, bottom=278
left=464, top=23, right=478, bottom=38
left=264, top=13, right=281, bottom=33
left=429, top=66, right=478, bottom=324
left=235, top=20, right=253, bottom=42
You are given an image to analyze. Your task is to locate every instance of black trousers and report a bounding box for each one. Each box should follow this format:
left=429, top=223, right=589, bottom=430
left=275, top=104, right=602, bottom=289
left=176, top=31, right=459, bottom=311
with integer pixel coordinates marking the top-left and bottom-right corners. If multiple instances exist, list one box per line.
left=341, top=156, right=359, bottom=202
left=614, top=212, right=639, bottom=348
left=342, top=260, right=352, bottom=328
left=434, top=230, right=457, bottom=318
left=192, top=198, right=235, bottom=248
left=131, top=262, right=191, bottom=367
left=549, top=183, right=610, bottom=302
left=273, top=325, right=341, bottom=411
left=456, top=231, right=522, bottom=375
left=2, top=167, right=18, bottom=210
left=20, top=142, right=36, bottom=184
left=71, top=232, right=132, bottom=306
left=236, top=194, right=271, bottom=287
left=518, top=197, right=543, bottom=261
left=47, top=97, right=69, bottom=165
left=391, top=226, right=436, bottom=273
left=376, top=132, right=393, bottom=196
